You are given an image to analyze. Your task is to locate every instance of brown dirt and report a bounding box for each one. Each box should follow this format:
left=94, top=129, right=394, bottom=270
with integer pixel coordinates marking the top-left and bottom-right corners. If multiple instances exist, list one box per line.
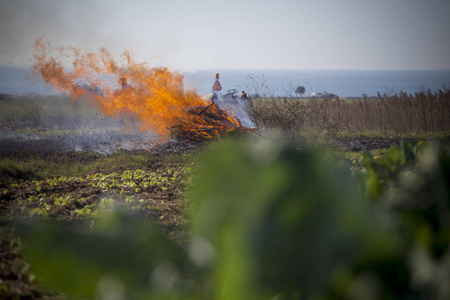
left=0, top=144, right=194, bottom=298
left=0, top=227, right=64, bottom=299
left=0, top=162, right=188, bottom=226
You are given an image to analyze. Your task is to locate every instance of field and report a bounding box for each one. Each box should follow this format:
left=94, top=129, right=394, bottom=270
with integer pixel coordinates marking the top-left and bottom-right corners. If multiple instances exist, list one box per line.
left=249, top=88, right=450, bottom=141
left=0, top=92, right=449, bottom=299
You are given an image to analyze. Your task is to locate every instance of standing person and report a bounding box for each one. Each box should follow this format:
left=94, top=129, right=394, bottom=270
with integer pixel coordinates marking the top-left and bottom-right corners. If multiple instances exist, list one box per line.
left=212, top=73, right=222, bottom=102
left=240, top=90, right=253, bottom=109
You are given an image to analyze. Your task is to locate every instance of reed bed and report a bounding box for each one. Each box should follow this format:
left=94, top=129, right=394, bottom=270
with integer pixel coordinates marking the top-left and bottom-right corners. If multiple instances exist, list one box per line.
left=248, top=88, right=450, bottom=140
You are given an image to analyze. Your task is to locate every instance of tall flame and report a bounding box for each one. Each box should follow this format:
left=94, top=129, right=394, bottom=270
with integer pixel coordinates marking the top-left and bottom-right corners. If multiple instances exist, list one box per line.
left=32, top=38, right=240, bottom=140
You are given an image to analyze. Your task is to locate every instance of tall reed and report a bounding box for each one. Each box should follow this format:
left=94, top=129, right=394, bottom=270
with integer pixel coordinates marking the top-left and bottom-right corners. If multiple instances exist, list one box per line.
left=247, top=88, right=450, bottom=139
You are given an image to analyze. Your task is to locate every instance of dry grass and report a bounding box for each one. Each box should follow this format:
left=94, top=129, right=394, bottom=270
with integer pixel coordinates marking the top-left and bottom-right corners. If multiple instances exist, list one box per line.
left=247, top=88, right=450, bottom=141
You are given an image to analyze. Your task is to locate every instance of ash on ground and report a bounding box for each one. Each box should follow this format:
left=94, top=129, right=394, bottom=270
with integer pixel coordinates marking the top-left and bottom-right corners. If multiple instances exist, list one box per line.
left=0, top=131, right=160, bottom=154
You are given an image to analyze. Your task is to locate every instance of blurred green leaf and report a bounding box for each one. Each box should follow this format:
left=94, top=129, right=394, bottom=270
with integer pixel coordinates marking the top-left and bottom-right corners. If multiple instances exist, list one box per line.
left=190, top=140, right=390, bottom=298
left=10, top=140, right=450, bottom=300
left=15, top=211, right=183, bottom=298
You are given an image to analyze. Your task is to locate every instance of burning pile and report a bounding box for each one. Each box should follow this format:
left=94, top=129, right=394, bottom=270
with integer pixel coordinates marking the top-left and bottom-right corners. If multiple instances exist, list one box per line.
left=169, top=103, right=246, bottom=142
left=32, top=38, right=248, bottom=143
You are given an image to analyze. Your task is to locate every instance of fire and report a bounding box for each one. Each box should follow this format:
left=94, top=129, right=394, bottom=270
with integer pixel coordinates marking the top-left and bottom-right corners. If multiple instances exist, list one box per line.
left=32, top=37, right=244, bottom=141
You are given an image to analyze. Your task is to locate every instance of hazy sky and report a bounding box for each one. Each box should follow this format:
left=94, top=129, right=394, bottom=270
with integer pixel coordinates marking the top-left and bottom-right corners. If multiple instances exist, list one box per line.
left=1, top=0, right=449, bottom=70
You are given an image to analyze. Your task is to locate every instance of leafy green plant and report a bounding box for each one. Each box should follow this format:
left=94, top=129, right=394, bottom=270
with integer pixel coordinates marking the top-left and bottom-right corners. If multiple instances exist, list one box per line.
left=54, top=194, right=74, bottom=206
left=362, top=141, right=450, bottom=298
left=28, top=207, right=48, bottom=217
left=71, top=204, right=96, bottom=218
left=125, top=195, right=135, bottom=203
left=12, top=140, right=450, bottom=299
left=15, top=212, right=183, bottom=298
left=99, top=198, right=115, bottom=208
left=362, top=141, right=416, bottom=199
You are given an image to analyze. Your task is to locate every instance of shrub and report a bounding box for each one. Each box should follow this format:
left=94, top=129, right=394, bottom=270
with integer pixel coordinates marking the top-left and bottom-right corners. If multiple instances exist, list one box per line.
left=13, top=140, right=450, bottom=299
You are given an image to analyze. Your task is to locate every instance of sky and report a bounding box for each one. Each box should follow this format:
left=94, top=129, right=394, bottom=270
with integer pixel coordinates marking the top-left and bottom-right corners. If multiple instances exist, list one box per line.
left=1, top=0, right=449, bottom=71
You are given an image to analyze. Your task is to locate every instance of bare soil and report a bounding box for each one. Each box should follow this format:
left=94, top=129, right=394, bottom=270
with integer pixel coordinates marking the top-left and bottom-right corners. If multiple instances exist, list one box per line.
left=0, top=140, right=196, bottom=298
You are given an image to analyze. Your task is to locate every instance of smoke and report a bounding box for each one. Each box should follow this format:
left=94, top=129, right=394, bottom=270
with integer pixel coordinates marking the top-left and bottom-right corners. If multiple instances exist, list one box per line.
left=0, top=93, right=160, bottom=154
left=0, top=0, right=123, bottom=67
left=0, top=1, right=46, bottom=66
left=214, top=97, right=254, bottom=129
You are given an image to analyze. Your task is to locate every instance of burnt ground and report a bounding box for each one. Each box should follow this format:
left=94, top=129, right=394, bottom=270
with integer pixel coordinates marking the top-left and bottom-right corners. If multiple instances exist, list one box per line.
left=0, top=132, right=159, bottom=154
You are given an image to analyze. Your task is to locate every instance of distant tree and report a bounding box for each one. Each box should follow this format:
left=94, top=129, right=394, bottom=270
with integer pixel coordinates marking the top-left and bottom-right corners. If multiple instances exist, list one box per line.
left=295, top=86, right=305, bottom=96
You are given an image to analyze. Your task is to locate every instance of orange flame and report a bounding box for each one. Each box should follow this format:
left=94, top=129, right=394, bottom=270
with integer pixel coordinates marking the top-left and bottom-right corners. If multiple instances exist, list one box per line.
left=32, top=37, right=242, bottom=141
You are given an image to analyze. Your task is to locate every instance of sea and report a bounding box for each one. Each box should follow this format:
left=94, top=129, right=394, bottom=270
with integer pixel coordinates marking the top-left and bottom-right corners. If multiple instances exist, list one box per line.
left=1, top=66, right=450, bottom=98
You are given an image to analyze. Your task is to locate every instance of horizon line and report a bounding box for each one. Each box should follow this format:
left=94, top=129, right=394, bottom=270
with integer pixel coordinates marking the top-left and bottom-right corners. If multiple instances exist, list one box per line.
left=2, top=64, right=450, bottom=73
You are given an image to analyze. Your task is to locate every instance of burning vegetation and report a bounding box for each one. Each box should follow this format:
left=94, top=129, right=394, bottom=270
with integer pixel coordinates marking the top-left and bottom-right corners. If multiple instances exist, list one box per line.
left=32, top=38, right=247, bottom=143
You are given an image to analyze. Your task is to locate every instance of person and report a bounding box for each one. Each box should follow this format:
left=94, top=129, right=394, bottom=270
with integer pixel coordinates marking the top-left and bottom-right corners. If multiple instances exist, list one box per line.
left=239, top=90, right=253, bottom=109
left=212, top=73, right=222, bottom=102
left=114, top=77, right=132, bottom=95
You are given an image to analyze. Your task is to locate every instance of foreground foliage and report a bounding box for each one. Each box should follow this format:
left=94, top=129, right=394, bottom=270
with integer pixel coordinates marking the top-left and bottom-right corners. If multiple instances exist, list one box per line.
left=362, top=141, right=450, bottom=299
left=5, top=140, right=449, bottom=299
left=0, top=149, right=194, bottom=298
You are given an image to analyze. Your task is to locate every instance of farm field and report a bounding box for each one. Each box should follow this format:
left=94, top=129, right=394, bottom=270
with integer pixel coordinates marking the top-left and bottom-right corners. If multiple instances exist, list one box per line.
left=3, top=0, right=450, bottom=298
left=0, top=92, right=449, bottom=299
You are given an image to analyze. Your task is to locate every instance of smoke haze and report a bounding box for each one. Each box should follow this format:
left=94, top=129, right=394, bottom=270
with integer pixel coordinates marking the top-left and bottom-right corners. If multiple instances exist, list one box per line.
left=1, top=0, right=450, bottom=70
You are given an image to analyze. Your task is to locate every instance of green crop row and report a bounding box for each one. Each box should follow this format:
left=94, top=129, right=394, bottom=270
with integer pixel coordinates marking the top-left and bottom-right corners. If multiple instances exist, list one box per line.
left=12, top=140, right=450, bottom=300
left=3, top=164, right=193, bottom=221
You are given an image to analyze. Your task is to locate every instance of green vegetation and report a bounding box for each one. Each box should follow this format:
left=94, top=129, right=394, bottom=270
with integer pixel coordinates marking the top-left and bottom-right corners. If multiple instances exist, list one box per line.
left=0, top=95, right=101, bottom=131
left=1, top=91, right=449, bottom=299
left=5, top=140, right=449, bottom=300
left=0, top=150, right=191, bottom=184
left=1, top=151, right=194, bottom=221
